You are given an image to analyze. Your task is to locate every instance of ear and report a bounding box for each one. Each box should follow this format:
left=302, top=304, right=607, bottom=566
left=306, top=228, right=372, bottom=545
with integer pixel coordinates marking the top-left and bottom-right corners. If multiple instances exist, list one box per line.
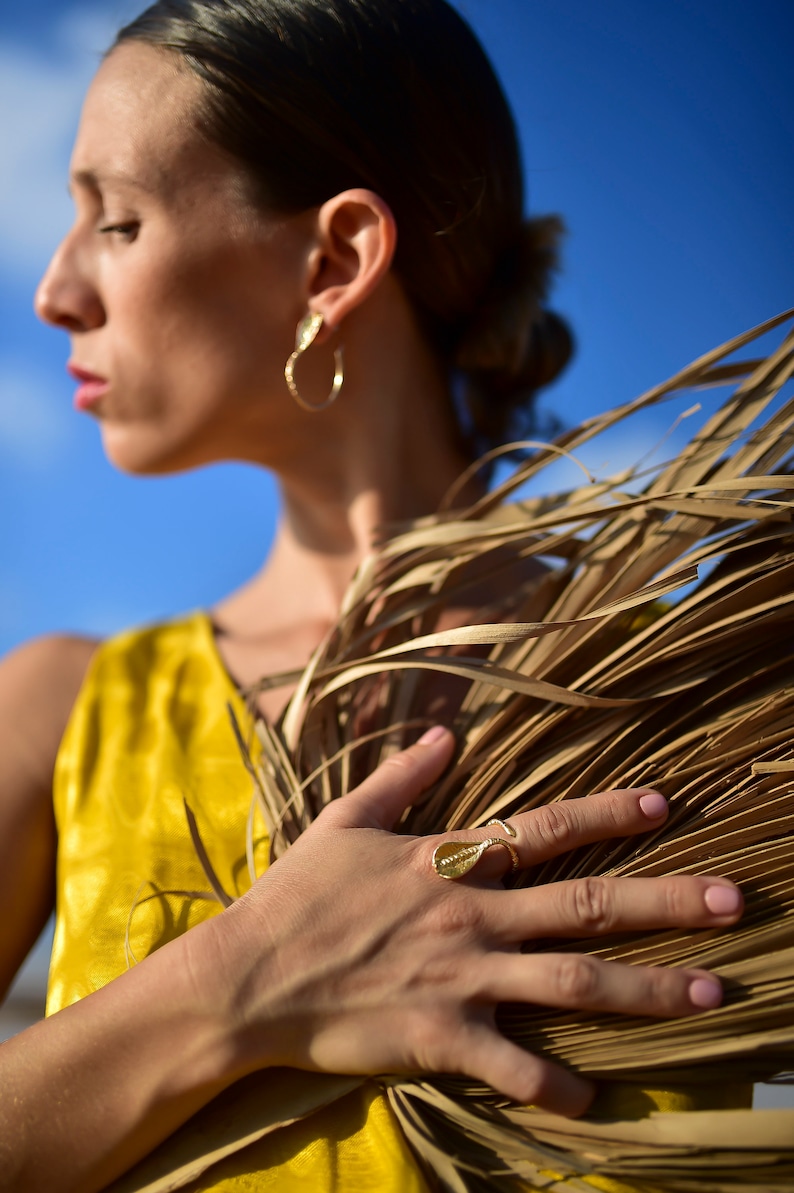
left=305, top=189, right=397, bottom=335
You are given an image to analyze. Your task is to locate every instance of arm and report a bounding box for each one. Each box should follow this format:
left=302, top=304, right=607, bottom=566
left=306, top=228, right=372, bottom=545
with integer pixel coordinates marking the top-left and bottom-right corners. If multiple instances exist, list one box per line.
left=0, top=636, right=97, bottom=998
left=0, top=636, right=236, bottom=1191
left=0, top=727, right=742, bottom=1193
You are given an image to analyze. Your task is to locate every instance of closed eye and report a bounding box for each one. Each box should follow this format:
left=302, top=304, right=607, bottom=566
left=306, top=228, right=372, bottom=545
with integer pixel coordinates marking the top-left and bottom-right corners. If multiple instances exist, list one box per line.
left=98, top=222, right=140, bottom=241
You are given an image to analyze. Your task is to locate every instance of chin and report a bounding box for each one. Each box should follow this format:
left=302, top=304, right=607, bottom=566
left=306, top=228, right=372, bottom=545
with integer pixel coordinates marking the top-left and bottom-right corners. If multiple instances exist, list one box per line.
left=99, top=422, right=213, bottom=477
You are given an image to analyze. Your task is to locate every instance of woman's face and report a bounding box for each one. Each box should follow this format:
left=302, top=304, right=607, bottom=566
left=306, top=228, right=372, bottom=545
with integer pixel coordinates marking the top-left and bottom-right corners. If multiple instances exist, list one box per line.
left=35, top=42, right=314, bottom=474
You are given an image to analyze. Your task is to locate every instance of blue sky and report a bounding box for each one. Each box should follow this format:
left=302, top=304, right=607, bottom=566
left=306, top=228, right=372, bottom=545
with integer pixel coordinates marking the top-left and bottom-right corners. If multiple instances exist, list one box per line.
left=1, top=0, right=792, bottom=656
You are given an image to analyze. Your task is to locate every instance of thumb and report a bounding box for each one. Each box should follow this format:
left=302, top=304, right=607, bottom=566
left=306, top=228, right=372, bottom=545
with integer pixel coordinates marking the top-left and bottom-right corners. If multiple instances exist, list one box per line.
left=333, top=726, right=455, bottom=830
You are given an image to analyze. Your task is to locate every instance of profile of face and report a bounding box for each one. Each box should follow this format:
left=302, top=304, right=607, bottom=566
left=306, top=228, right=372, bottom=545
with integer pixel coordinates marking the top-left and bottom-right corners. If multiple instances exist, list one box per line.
left=35, top=42, right=318, bottom=476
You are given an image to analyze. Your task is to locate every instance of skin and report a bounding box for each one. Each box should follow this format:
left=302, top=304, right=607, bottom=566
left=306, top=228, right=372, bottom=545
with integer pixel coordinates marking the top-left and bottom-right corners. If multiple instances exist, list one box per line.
left=0, top=42, right=745, bottom=1193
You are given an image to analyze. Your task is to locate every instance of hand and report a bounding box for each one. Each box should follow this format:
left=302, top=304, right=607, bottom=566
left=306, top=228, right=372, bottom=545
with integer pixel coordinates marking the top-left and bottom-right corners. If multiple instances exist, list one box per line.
left=195, top=727, right=743, bottom=1117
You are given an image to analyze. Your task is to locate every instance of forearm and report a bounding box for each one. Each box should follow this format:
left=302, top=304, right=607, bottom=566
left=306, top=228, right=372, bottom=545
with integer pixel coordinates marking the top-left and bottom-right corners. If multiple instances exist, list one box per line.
left=0, top=736, right=744, bottom=1192
left=0, top=918, right=255, bottom=1193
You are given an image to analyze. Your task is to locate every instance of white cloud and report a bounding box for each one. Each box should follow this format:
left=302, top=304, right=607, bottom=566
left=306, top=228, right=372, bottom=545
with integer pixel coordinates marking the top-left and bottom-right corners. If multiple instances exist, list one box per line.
left=0, top=50, right=85, bottom=276
left=0, top=359, right=73, bottom=468
left=0, top=3, right=138, bottom=278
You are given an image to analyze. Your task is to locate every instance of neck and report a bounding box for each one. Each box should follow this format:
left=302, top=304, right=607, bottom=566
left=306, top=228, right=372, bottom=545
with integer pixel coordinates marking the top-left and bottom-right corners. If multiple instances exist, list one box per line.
left=234, top=300, right=476, bottom=625
left=214, top=279, right=483, bottom=641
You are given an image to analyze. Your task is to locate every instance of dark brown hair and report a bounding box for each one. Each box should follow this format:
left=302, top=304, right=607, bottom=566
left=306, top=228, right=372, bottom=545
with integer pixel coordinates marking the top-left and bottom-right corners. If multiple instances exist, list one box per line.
left=115, top=0, right=572, bottom=455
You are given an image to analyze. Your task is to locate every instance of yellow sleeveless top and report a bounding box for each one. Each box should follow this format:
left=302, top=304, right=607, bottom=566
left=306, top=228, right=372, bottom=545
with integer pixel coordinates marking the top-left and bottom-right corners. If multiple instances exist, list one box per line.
left=47, top=613, right=747, bottom=1193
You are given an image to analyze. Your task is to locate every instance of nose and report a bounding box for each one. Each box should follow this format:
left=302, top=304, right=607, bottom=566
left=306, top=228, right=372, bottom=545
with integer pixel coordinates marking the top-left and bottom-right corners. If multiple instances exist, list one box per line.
left=34, top=231, right=105, bottom=333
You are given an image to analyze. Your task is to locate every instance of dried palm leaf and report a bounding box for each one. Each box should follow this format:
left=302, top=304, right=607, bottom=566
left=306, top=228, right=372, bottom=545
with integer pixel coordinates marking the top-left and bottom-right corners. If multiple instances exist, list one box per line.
left=111, top=311, right=794, bottom=1193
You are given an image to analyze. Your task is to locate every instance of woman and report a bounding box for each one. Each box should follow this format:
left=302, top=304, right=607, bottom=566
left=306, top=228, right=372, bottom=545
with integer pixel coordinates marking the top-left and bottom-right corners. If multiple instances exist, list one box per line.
left=0, top=2, right=745, bottom=1190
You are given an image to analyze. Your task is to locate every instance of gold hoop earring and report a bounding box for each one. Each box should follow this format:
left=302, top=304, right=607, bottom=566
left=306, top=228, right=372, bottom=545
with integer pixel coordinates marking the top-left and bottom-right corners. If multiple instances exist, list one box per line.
left=284, top=311, right=344, bottom=412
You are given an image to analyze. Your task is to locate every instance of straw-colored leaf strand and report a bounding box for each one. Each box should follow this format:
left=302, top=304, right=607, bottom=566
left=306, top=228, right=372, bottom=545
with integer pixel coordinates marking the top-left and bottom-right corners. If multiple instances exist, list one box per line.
left=114, top=313, right=794, bottom=1192
left=260, top=312, right=794, bottom=1189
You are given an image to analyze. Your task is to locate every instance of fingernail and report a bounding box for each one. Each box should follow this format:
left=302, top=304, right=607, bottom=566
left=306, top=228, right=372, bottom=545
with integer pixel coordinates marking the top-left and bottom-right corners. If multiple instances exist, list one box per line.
left=688, top=977, right=722, bottom=1009
left=638, top=791, right=667, bottom=819
left=418, top=725, right=447, bottom=745
left=704, top=883, right=742, bottom=916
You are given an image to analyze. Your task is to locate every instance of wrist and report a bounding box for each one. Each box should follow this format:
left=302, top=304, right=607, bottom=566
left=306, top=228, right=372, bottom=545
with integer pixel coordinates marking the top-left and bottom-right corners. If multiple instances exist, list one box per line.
left=171, top=894, right=286, bottom=1085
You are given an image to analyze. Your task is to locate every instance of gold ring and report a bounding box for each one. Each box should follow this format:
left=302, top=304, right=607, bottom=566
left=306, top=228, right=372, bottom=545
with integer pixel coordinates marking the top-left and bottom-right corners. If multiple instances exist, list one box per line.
left=485, top=817, right=517, bottom=838
left=432, top=835, right=520, bottom=881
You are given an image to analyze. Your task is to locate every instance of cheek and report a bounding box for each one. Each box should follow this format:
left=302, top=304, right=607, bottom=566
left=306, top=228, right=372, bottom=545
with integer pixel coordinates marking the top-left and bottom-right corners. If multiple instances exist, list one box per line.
left=98, top=229, right=299, bottom=471
left=148, top=258, right=288, bottom=400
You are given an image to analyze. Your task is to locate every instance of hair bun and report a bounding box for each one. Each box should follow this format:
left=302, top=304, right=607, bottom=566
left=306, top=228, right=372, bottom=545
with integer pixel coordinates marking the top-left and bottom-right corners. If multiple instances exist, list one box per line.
left=454, top=215, right=567, bottom=377
left=453, top=215, right=573, bottom=450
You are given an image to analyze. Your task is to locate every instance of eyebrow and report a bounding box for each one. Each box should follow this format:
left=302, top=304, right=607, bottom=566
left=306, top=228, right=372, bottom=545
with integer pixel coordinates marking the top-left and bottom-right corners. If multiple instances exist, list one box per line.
left=68, top=168, right=164, bottom=197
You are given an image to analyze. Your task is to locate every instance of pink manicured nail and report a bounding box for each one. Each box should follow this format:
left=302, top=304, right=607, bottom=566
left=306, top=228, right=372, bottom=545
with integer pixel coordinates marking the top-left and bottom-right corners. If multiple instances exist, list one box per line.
left=704, top=883, right=742, bottom=916
left=688, top=977, right=722, bottom=1009
left=638, top=791, right=667, bottom=819
left=418, top=725, right=447, bottom=745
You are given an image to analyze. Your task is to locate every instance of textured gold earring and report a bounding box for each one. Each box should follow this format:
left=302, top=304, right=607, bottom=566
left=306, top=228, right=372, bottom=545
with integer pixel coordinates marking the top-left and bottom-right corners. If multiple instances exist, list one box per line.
left=284, top=311, right=344, bottom=412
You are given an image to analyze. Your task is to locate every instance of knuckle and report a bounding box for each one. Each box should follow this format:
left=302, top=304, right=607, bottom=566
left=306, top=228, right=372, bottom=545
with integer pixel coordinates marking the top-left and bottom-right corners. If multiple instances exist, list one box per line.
left=418, top=956, right=465, bottom=989
left=315, top=801, right=344, bottom=829
left=381, top=751, right=419, bottom=779
left=424, top=892, right=486, bottom=941
left=407, top=1009, right=462, bottom=1072
left=644, top=966, right=687, bottom=1015
left=570, top=877, right=614, bottom=932
left=579, top=788, right=632, bottom=836
left=554, top=954, right=601, bottom=1005
left=512, top=1058, right=553, bottom=1106
left=660, top=879, right=687, bottom=921
left=602, top=788, right=632, bottom=829
left=529, top=803, right=574, bottom=852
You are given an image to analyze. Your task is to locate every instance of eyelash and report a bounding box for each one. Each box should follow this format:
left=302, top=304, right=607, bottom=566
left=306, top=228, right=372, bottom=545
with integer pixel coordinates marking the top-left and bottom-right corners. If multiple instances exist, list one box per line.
left=98, top=222, right=139, bottom=241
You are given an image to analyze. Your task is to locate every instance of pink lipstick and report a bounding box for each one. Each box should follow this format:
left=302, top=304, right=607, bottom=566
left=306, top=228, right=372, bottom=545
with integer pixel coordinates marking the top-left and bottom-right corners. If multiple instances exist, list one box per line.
left=67, top=362, right=109, bottom=411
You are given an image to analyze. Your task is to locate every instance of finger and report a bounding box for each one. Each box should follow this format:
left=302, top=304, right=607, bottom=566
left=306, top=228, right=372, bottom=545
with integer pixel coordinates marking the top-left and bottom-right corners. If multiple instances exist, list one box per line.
left=330, top=725, right=456, bottom=830
left=449, top=1020, right=594, bottom=1114
left=480, top=951, right=724, bottom=1018
left=428, top=787, right=669, bottom=881
left=516, top=787, right=671, bottom=864
left=483, top=874, right=743, bottom=942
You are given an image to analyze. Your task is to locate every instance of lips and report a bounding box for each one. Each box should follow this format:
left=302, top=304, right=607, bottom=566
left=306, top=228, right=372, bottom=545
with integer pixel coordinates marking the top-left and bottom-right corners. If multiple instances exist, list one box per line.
left=67, top=361, right=109, bottom=412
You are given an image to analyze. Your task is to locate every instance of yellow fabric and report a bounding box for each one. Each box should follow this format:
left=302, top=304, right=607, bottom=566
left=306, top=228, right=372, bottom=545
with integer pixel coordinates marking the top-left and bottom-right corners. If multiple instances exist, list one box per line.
left=48, top=612, right=427, bottom=1193
left=47, top=612, right=750, bottom=1193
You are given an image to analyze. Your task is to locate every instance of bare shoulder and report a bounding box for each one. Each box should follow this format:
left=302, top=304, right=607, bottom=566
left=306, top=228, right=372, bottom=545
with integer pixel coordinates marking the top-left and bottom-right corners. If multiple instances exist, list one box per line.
left=0, top=634, right=99, bottom=790
left=0, top=635, right=98, bottom=992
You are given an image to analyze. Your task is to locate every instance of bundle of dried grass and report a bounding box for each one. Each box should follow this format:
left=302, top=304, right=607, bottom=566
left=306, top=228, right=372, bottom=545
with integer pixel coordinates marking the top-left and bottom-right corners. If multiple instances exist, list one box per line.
left=113, top=312, right=794, bottom=1193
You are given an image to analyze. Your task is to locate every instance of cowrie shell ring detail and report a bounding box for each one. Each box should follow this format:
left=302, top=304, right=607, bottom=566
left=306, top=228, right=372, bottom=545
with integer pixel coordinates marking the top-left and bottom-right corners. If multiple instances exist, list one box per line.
left=431, top=818, right=519, bottom=880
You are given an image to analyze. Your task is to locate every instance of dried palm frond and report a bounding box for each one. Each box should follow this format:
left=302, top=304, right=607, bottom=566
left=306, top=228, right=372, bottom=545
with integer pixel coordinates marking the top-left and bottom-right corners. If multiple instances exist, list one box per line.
left=112, top=311, right=794, bottom=1193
